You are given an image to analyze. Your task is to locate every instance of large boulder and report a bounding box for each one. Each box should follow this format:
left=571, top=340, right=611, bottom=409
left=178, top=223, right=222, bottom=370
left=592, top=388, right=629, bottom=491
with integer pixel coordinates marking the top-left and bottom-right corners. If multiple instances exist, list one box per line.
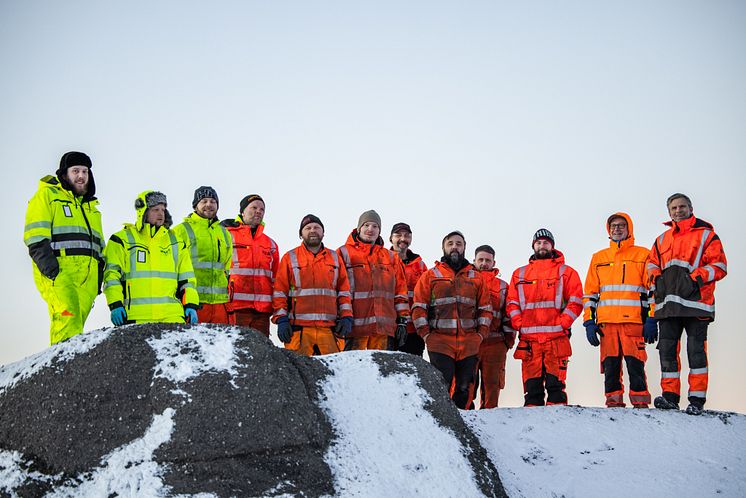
left=0, top=324, right=505, bottom=497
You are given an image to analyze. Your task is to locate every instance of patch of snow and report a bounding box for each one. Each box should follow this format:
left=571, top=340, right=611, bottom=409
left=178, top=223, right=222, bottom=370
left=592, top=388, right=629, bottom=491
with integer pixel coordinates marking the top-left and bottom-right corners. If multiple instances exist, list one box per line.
left=47, top=408, right=176, bottom=498
left=463, top=406, right=746, bottom=498
left=0, top=450, right=56, bottom=494
left=0, top=328, right=112, bottom=393
left=146, top=325, right=242, bottom=385
left=318, top=351, right=485, bottom=497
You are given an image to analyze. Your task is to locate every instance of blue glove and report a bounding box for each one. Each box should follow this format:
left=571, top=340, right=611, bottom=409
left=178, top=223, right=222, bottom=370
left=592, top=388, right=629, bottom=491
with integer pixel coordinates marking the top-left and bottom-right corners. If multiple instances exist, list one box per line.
left=185, top=307, right=198, bottom=324
left=643, top=317, right=658, bottom=344
left=277, top=316, right=293, bottom=343
left=335, top=316, right=353, bottom=338
left=111, top=307, right=127, bottom=326
left=583, top=319, right=601, bottom=347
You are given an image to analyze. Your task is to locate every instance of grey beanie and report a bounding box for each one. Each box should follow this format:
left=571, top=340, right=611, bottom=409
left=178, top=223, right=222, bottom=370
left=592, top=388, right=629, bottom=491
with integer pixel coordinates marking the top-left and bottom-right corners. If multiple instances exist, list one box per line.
left=357, top=210, right=381, bottom=230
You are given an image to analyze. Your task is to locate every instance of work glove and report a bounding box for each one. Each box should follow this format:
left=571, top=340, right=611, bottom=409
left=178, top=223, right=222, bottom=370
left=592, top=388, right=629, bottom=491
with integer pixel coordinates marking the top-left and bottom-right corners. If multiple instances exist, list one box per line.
left=643, top=317, right=658, bottom=344
left=505, top=332, right=516, bottom=349
left=185, top=307, right=198, bottom=324
left=394, top=317, right=408, bottom=348
left=583, top=319, right=602, bottom=347
left=111, top=307, right=127, bottom=326
left=334, top=316, right=353, bottom=338
left=277, top=316, right=293, bottom=343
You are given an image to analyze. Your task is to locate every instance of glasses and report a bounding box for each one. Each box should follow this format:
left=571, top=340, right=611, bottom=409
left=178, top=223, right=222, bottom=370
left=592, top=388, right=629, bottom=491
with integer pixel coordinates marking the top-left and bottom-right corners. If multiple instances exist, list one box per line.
left=609, top=223, right=627, bottom=229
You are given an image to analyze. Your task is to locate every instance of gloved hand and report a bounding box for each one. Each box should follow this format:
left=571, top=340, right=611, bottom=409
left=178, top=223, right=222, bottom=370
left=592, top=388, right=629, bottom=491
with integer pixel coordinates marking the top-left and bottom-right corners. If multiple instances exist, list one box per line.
left=111, top=307, right=127, bottom=326
left=334, top=316, right=353, bottom=338
left=505, top=332, right=516, bottom=349
left=277, top=316, right=293, bottom=343
left=185, top=307, right=198, bottom=324
left=394, top=318, right=408, bottom=348
left=584, top=319, right=602, bottom=347
left=643, top=317, right=658, bottom=344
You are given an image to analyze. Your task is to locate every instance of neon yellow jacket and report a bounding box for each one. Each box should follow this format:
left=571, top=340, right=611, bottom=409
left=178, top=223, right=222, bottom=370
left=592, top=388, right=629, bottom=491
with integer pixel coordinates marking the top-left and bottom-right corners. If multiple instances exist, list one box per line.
left=24, top=175, right=104, bottom=281
left=103, top=191, right=198, bottom=322
left=172, top=212, right=232, bottom=304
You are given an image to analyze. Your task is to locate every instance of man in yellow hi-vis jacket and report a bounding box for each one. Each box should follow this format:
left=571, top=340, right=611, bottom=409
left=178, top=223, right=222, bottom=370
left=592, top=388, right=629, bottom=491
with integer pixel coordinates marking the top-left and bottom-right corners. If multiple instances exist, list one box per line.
left=24, top=151, right=105, bottom=344
left=103, top=190, right=199, bottom=325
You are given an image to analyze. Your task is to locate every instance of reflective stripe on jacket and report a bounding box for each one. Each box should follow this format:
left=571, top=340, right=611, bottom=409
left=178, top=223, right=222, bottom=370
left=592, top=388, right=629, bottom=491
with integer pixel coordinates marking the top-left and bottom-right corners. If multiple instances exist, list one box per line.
left=24, top=175, right=104, bottom=263
left=411, top=261, right=492, bottom=337
left=648, top=216, right=727, bottom=319
left=479, top=268, right=515, bottom=341
left=225, top=220, right=279, bottom=313
left=173, top=213, right=233, bottom=304
left=399, top=251, right=428, bottom=332
left=337, top=230, right=409, bottom=337
left=103, top=223, right=198, bottom=322
left=272, top=243, right=352, bottom=327
left=506, top=249, right=583, bottom=341
left=583, top=212, right=651, bottom=324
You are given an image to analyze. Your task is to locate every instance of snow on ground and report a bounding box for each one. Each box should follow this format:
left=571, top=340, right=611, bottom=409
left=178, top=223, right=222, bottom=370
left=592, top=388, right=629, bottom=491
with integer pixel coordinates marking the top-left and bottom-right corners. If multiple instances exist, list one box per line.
left=318, top=351, right=485, bottom=497
left=464, top=405, right=746, bottom=498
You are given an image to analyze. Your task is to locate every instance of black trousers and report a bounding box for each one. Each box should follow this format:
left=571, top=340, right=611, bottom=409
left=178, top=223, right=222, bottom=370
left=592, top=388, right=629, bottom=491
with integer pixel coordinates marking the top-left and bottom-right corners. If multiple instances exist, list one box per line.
left=658, top=316, right=709, bottom=405
left=429, top=352, right=479, bottom=409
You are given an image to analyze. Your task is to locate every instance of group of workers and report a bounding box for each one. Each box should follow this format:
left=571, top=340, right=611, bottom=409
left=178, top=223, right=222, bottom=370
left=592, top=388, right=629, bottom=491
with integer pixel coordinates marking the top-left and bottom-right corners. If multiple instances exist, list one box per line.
left=24, top=152, right=728, bottom=416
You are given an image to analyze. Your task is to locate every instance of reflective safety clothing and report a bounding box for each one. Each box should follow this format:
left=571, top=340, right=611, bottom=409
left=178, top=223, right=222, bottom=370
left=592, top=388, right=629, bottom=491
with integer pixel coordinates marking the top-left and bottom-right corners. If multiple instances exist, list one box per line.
left=337, top=231, right=409, bottom=339
left=506, top=250, right=584, bottom=341
left=412, top=261, right=492, bottom=360
left=658, top=317, right=709, bottom=405
left=103, top=191, right=198, bottom=323
left=583, top=212, right=651, bottom=407
left=272, top=243, right=353, bottom=328
left=284, top=326, right=344, bottom=356
left=24, top=175, right=104, bottom=344
left=172, top=212, right=232, bottom=305
left=583, top=213, right=651, bottom=325
left=224, top=219, right=279, bottom=314
left=507, top=249, right=582, bottom=406
left=479, top=269, right=516, bottom=344
left=398, top=250, right=428, bottom=333
left=648, top=216, right=727, bottom=320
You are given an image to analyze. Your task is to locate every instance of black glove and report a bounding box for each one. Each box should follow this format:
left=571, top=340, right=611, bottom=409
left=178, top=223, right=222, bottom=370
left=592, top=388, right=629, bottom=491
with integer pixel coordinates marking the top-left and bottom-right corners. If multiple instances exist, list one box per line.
left=395, top=317, right=408, bottom=348
left=277, top=316, right=293, bottom=343
left=643, top=317, right=658, bottom=344
left=583, top=319, right=602, bottom=347
left=28, top=240, right=59, bottom=280
left=334, top=316, right=353, bottom=338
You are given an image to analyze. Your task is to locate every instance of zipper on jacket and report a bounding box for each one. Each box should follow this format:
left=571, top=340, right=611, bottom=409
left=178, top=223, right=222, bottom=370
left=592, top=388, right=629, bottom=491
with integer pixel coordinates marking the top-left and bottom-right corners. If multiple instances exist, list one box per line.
left=127, top=283, right=132, bottom=310
left=622, top=263, right=626, bottom=283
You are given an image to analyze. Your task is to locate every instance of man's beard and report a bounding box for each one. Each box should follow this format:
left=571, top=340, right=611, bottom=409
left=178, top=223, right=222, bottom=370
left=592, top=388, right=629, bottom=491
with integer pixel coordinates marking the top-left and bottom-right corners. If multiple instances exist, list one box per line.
left=71, top=182, right=87, bottom=196
left=304, top=236, right=322, bottom=249
left=534, top=248, right=552, bottom=259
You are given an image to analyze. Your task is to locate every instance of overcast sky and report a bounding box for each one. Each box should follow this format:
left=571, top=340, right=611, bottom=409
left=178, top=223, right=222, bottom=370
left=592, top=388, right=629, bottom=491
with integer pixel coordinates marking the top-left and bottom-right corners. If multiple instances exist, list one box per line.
left=2, top=1, right=744, bottom=412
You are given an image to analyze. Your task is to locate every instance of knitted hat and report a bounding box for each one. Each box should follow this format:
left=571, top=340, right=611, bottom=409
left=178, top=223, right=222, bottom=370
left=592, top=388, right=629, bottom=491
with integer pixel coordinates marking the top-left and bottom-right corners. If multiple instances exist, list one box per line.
left=239, top=194, right=264, bottom=214
left=357, top=210, right=381, bottom=230
left=532, top=228, right=555, bottom=247
left=299, top=214, right=324, bottom=236
left=442, top=230, right=465, bottom=248
left=145, top=191, right=167, bottom=208
left=57, top=151, right=92, bottom=175
left=192, top=186, right=218, bottom=209
left=390, top=222, right=412, bottom=236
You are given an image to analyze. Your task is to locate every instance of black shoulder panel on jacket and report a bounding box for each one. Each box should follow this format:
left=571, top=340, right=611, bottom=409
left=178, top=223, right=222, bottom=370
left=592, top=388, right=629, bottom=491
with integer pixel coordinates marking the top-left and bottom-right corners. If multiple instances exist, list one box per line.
left=221, top=218, right=239, bottom=228
left=693, top=218, right=714, bottom=230
left=110, top=234, right=124, bottom=246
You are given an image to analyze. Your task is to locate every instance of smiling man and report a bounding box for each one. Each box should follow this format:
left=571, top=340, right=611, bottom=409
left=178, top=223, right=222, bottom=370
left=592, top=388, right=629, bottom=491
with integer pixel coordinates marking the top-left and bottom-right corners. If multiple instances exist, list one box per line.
left=390, top=222, right=428, bottom=355
left=173, top=186, right=233, bottom=324
left=24, top=151, right=105, bottom=344
left=648, top=193, right=728, bottom=415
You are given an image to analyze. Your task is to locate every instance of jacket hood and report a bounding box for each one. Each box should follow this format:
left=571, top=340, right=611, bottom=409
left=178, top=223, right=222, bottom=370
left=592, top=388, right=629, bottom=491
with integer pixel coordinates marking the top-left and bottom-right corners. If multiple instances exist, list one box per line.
left=134, top=190, right=172, bottom=231
left=347, top=229, right=384, bottom=248
left=606, top=211, right=635, bottom=248
left=528, top=248, right=566, bottom=265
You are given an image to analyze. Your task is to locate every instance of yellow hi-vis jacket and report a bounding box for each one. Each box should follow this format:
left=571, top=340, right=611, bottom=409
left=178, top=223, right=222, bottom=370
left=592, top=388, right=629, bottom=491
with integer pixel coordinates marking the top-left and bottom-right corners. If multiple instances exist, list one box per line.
left=103, top=191, right=198, bottom=323
left=172, top=212, right=232, bottom=305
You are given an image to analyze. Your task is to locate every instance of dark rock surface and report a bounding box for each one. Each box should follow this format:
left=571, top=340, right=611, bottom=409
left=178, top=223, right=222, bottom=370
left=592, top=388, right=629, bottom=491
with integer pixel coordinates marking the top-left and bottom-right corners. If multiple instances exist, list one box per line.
left=0, top=324, right=504, bottom=497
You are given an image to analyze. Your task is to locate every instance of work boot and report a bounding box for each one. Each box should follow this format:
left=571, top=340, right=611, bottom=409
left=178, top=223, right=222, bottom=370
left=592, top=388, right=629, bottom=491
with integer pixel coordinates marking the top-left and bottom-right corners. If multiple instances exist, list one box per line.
left=685, top=403, right=704, bottom=416
left=654, top=396, right=679, bottom=410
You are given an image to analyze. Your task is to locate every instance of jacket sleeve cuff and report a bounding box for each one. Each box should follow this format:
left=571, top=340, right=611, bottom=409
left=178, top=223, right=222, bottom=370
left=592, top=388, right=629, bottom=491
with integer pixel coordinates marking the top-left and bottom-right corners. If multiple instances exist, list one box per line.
left=108, top=301, right=124, bottom=311
left=184, top=303, right=199, bottom=311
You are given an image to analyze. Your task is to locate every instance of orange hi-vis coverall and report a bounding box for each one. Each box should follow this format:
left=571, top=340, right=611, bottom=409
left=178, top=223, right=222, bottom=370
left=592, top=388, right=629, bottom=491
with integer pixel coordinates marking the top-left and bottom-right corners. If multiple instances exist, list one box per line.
left=648, top=215, right=727, bottom=407
left=583, top=212, right=652, bottom=407
left=337, top=230, right=409, bottom=350
left=398, top=249, right=428, bottom=355
left=272, top=243, right=353, bottom=355
left=507, top=249, right=583, bottom=406
left=223, top=218, right=279, bottom=336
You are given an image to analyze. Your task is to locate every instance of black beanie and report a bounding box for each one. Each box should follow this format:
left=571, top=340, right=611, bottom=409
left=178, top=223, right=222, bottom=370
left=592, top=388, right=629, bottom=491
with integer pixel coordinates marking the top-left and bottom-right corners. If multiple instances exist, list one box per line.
left=192, top=186, right=218, bottom=209
left=239, top=194, right=264, bottom=214
left=532, top=228, right=555, bottom=247
left=299, top=214, right=324, bottom=236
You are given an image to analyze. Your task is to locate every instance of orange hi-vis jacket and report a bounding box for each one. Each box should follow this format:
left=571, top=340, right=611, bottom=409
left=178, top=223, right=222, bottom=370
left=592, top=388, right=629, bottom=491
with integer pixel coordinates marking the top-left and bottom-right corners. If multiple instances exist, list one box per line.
left=224, top=219, right=279, bottom=314
left=479, top=268, right=516, bottom=343
left=506, top=250, right=583, bottom=342
left=411, top=261, right=492, bottom=338
left=397, top=250, right=428, bottom=333
left=272, top=243, right=353, bottom=327
left=648, top=216, right=727, bottom=320
left=338, top=231, right=409, bottom=337
left=583, top=212, right=651, bottom=325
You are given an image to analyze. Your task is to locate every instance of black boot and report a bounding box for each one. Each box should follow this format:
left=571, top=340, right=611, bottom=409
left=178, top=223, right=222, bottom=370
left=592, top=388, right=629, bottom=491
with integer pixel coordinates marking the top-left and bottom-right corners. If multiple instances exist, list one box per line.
left=654, top=395, right=679, bottom=410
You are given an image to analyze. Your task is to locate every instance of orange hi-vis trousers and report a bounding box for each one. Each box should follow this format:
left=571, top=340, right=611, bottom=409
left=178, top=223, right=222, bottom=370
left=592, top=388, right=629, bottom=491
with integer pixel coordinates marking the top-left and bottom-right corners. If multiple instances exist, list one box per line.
left=599, top=323, right=650, bottom=407
left=285, top=326, right=344, bottom=356
left=345, top=335, right=389, bottom=351
left=514, top=335, right=571, bottom=406
left=474, top=340, right=509, bottom=409
left=230, top=309, right=271, bottom=337
left=197, top=303, right=230, bottom=325
left=658, top=317, right=709, bottom=405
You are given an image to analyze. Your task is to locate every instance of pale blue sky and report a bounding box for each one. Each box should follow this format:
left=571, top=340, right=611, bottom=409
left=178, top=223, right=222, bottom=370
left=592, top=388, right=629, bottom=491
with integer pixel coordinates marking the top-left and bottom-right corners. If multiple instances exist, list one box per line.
left=2, top=1, right=744, bottom=411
